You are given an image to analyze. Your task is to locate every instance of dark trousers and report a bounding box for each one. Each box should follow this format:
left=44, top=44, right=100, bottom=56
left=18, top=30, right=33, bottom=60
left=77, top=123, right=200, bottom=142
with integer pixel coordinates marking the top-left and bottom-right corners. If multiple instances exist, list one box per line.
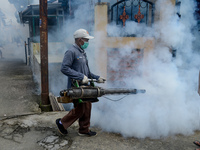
left=61, top=101, right=92, bottom=133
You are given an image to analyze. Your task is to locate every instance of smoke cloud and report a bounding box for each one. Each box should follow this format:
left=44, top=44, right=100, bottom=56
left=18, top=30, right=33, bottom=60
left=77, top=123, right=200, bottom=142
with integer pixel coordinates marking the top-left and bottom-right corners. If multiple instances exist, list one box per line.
left=0, top=0, right=29, bottom=60
left=90, top=0, right=200, bottom=139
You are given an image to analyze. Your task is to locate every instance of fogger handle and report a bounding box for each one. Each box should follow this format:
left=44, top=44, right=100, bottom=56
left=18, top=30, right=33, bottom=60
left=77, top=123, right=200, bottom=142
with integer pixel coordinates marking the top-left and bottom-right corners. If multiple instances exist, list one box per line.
left=88, top=79, right=97, bottom=82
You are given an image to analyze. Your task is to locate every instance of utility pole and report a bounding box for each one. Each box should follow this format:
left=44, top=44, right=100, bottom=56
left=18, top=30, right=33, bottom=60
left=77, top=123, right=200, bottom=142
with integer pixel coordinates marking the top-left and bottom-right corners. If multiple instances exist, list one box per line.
left=39, top=0, right=51, bottom=111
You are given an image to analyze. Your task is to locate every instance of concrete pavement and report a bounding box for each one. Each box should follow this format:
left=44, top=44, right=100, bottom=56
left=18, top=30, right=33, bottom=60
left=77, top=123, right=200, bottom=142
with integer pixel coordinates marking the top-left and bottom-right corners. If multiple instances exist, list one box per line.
left=0, top=58, right=41, bottom=118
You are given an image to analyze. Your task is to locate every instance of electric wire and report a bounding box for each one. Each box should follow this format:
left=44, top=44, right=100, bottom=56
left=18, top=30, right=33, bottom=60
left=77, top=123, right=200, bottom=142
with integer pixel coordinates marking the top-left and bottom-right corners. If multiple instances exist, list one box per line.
left=102, top=94, right=129, bottom=102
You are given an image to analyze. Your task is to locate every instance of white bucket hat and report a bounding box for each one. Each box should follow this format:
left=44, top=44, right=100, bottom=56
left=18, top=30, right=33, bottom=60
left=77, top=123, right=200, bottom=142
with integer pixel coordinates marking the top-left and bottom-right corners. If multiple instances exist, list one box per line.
left=74, top=29, right=94, bottom=40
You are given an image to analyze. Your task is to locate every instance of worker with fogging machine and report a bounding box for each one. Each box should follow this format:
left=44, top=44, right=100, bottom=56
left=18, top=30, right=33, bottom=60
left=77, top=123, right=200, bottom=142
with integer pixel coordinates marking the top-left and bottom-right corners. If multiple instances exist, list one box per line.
left=56, top=29, right=106, bottom=136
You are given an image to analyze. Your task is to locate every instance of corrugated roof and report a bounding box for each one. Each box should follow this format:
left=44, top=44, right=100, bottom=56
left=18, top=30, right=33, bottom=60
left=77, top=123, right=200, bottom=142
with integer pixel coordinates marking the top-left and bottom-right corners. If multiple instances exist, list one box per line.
left=19, top=3, right=63, bottom=24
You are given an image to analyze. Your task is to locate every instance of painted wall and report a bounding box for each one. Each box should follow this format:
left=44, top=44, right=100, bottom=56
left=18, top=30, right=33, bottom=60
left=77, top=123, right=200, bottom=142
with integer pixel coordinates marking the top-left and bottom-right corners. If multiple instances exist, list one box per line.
left=94, top=2, right=156, bottom=79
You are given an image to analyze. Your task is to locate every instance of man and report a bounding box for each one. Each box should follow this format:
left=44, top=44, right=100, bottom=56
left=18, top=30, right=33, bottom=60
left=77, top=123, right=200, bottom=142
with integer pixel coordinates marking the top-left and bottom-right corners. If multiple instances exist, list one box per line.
left=56, top=29, right=105, bottom=136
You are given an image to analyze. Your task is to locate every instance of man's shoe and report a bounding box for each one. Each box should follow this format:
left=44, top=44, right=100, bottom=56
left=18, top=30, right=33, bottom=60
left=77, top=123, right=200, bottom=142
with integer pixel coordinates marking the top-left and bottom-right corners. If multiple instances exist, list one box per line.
left=194, top=141, right=200, bottom=147
left=56, top=118, right=68, bottom=135
left=78, top=130, right=97, bottom=137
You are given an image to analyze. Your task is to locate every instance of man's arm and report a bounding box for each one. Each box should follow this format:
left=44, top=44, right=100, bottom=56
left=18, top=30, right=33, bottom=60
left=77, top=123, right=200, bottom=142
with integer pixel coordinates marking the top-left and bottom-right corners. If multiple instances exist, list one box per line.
left=61, top=50, right=84, bottom=80
left=88, top=72, right=100, bottom=80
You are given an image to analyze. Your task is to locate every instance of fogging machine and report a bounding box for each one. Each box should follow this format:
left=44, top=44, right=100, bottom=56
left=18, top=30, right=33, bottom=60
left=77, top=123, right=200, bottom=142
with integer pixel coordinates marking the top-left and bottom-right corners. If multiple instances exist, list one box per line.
left=57, top=79, right=146, bottom=103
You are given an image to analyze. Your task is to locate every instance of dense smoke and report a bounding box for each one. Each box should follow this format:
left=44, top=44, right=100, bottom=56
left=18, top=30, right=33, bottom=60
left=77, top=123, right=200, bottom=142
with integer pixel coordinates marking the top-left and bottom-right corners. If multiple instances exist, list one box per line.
left=90, top=0, right=200, bottom=139
left=0, top=0, right=28, bottom=60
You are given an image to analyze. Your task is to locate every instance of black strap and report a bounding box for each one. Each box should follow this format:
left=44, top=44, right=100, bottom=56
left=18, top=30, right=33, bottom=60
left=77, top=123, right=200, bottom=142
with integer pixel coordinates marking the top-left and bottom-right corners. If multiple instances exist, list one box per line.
left=83, top=52, right=93, bottom=80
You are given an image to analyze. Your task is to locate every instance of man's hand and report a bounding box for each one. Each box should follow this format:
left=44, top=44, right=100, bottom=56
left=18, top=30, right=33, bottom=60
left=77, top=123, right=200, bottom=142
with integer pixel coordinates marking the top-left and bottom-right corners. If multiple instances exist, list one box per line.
left=82, top=75, right=89, bottom=84
left=97, top=77, right=106, bottom=83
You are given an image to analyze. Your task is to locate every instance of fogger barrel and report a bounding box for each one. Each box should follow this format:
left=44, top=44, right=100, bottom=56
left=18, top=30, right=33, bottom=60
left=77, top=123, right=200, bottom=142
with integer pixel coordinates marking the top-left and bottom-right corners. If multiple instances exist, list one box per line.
left=57, top=86, right=146, bottom=103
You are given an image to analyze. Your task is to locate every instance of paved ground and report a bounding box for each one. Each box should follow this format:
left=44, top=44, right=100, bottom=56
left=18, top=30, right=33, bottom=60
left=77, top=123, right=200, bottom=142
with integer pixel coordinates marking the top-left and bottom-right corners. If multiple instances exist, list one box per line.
left=1, top=58, right=200, bottom=150
left=0, top=58, right=41, bottom=118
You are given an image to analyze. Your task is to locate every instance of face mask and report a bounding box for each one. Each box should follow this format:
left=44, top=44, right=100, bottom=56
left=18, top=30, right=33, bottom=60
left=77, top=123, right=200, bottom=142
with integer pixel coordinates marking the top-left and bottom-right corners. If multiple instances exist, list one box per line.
left=81, top=39, right=89, bottom=49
